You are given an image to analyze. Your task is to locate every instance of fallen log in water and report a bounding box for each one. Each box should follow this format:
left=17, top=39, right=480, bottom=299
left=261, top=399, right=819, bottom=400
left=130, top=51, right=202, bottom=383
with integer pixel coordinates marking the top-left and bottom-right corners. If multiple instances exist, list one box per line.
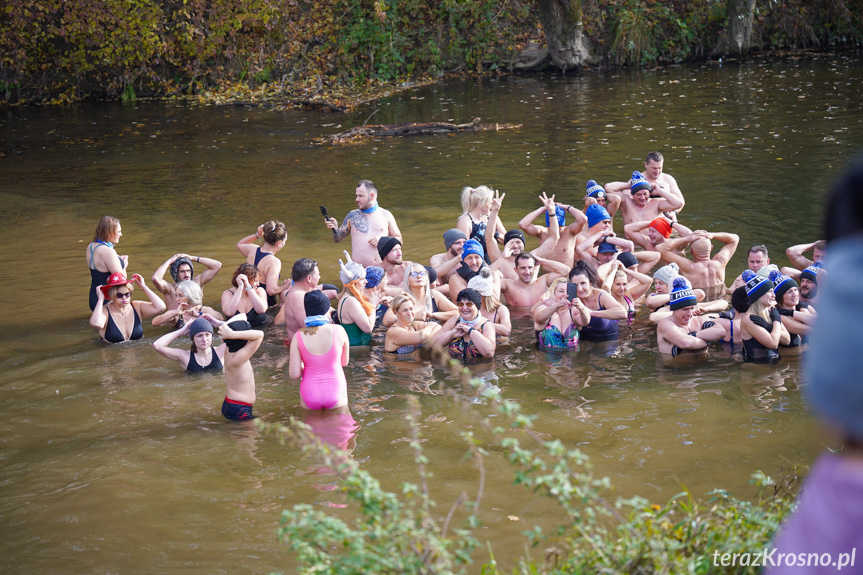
left=318, top=117, right=522, bottom=145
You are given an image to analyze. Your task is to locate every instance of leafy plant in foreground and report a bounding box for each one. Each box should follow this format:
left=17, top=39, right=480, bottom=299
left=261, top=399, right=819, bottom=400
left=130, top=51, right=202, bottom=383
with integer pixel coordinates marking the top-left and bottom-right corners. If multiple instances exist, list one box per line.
left=261, top=365, right=799, bottom=574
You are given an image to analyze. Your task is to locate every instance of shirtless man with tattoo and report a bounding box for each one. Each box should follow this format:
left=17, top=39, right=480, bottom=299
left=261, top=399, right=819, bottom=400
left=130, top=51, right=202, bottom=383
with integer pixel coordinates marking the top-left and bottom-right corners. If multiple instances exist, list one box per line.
left=325, top=179, right=402, bottom=266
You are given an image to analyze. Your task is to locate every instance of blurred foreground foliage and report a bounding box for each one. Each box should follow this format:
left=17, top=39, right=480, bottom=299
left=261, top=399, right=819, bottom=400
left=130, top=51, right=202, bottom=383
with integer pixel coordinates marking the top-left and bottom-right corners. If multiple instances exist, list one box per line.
left=260, top=373, right=801, bottom=575
left=1, top=0, right=861, bottom=105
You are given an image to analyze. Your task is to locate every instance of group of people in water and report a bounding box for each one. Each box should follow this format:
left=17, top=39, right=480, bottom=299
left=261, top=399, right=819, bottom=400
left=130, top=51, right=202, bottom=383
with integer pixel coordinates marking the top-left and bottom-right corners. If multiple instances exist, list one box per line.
left=85, top=152, right=826, bottom=422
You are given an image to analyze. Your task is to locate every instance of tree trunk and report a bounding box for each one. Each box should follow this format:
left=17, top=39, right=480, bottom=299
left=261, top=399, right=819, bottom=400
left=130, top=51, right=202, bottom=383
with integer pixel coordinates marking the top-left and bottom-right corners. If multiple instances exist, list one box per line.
left=536, top=0, right=596, bottom=71
left=714, top=0, right=757, bottom=56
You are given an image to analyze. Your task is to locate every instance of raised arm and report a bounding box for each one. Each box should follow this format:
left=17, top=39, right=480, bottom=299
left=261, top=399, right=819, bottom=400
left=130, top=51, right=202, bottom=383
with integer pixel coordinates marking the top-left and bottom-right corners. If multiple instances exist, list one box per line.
left=624, top=220, right=652, bottom=249
left=706, top=231, right=739, bottom=266
left=517, top=205, right=548, bottom=238
left=152, top=324, right=192, bottom=365
left=653, top=185, right=684, bottom=212
left=327, top=211, right=355, bottom=243
left=193, top=255, right=222, bottom=286
left=132, top=274, right=166, bottom=317
left=656, top=235, right=698, bottom=275
left=785, top=241, right=818, bottom=270
left=236, top=225, right=264, bottom=257
left=218, top=323, right=264, bottom=363
left=151, top=254, right=177, bottom=294
left=624, top=266, right=654, bottom=300
left=605, top=235, right=635, bottom=253
left=535, top=256, right=571, bottom=283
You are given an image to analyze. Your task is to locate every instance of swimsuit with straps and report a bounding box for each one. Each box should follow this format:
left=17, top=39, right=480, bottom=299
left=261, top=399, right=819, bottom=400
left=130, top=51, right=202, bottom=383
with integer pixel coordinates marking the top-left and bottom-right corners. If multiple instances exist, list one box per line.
left=337, top=298, right=372, bottom=346
left=254, top=247, right=278, bottom=307
left=186, top=347, right=224, bottom=373
left=103, top=307, right=143, bottom=343
left=297, top=327, right=348, bottom=410
left=88, top=241, right=125, bottom=311
left=580, top=292, right=620, bottom=343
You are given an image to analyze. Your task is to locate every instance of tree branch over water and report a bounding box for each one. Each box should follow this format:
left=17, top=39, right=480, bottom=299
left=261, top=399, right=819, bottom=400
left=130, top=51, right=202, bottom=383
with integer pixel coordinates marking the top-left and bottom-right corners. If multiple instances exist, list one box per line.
left=318, top=117, right=522, bottom=145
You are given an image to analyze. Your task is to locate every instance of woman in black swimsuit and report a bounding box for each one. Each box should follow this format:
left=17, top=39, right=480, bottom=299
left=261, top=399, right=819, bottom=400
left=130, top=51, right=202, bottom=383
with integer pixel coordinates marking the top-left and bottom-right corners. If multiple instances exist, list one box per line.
left=740, top=272, right=791, bottom=363
left=455, top=186, right=506, bottom=264
left=90, top=273, right=166, bottom=343
left=221, top=264, right=269, bottom=327
left=153, top=316, right=226, bottom=373
left=85, top=216, right=128, bottom=311
left=236, top=220, right=289, bottom=307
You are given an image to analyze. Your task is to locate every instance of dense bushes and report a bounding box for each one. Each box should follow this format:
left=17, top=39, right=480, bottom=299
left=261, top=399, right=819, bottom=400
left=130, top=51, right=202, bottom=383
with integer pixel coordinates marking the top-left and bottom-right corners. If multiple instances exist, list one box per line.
left=1, top=0, right=861, bottom=104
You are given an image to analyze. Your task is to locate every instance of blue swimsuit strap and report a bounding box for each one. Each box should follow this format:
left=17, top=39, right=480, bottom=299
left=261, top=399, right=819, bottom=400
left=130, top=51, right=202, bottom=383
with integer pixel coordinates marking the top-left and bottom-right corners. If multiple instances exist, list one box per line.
left=88, top=242, right=99, bottom=269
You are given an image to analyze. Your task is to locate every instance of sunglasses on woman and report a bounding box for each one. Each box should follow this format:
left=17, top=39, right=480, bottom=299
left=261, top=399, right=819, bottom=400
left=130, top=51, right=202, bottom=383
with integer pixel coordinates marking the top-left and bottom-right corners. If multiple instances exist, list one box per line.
left=116, top=291, right=132, bottom=299
left=409, top=270, right=427, bottom=278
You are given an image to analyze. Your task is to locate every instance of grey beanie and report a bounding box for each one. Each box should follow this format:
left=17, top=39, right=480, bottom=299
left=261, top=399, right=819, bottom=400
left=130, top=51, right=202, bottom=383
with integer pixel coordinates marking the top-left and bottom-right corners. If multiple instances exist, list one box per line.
left=653, top=262, right=680, bottom=285
left=805, top=237, right=863, bottom=440
left=443, top=228, right=468, bottom=250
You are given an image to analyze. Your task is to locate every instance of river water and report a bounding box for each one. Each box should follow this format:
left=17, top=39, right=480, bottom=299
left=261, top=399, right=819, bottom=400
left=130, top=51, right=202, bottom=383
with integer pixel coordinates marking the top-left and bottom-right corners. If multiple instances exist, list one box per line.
left=2, top=54, right=862, bottom=573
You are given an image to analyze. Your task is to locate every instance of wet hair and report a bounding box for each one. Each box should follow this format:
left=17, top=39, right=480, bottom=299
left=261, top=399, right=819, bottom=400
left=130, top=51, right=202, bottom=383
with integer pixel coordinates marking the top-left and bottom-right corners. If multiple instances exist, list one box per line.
left=291, top=258, right=318, bottom=282
left=824, top=152, right=863, bottom=242
left=175, top=280, right=203, bottom=306
left=93, top=216, right=120, bottom=242
left=614, top=269, right=628, bottom=283
left=814, top=239, right=828, bottom=252
left=460, top=185, right=493, bottom=214
left=108, top=282, right=134, bottom=301
left=645, top=151, right=663, bottom=164
left=749, top=245, right=768, bottom=257
left=569, top=260, right=600, bottom=288
left=231, top=263, right=261, bottom=288
left=261, top=220, right=287, bottom=245
left=357, top=179, right=378, bottom=197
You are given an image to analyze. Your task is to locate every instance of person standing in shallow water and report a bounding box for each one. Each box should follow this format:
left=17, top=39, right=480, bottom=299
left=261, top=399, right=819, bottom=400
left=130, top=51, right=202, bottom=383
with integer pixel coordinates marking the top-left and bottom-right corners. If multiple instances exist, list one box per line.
left=218, top=315, right=264, bottom=421
left=236, top=220, right=290, bottom=308
left=289, top=291, right=350, bottom=411
left=325, top=179, right=402, bottom=267
left=86, top=216, right=128, bottom=311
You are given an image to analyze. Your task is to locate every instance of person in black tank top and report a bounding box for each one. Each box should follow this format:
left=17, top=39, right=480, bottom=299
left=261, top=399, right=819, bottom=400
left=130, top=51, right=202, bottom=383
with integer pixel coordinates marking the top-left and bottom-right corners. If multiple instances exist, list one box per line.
left=153, top=317, right=226, bottom=373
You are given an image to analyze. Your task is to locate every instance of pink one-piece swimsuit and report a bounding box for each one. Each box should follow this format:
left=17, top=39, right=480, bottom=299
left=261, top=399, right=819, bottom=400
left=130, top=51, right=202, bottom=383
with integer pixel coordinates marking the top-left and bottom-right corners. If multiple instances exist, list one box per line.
left=297, top=327, right=348, bottom=410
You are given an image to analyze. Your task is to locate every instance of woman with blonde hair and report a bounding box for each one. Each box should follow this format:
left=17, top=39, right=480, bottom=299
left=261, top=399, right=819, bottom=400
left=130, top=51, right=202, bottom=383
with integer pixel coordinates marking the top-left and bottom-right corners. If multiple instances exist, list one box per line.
left=236, top=220, right=290, bottom=307
left=152, top=280, right=224, bottom=328
left=602, top=255, right=653, bottom=325
left=90, top=273, right=166, bottom=343
left=740, top=271, right=790, bottom=364
left=86, top=216, right=128, bottom=311
left=383, top=262, right=457, bottom=326
left=456, top=185, right=506, bottom=263
left=384, top=294, right=442, bottom=354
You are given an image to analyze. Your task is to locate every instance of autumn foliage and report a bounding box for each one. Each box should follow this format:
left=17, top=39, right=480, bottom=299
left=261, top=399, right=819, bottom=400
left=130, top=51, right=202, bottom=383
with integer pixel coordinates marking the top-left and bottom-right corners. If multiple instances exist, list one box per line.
left=1, top=0, right=861, bottom=105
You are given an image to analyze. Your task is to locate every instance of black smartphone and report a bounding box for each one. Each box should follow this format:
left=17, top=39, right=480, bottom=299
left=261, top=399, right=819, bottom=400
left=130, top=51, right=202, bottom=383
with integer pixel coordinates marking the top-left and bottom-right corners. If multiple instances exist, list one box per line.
left=566, top=282, right=578, bottom=301
left=319, top=205, right=329, bottom=220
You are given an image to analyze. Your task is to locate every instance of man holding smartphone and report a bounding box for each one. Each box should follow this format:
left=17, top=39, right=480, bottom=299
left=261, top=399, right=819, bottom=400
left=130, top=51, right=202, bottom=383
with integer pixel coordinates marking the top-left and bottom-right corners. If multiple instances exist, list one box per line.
left=324, top=179, right=402, bottom=267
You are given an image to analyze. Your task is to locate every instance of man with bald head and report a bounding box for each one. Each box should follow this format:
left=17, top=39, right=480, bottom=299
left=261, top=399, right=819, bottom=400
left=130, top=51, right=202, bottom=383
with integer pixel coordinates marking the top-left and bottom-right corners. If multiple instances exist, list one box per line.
left=657, top=229, right=739, bottom=294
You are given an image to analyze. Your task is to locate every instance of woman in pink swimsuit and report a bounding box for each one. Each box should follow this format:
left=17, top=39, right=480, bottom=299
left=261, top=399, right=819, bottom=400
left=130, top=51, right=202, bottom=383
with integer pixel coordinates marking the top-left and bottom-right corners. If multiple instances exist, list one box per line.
left=288, top=291, right=350, bottom=410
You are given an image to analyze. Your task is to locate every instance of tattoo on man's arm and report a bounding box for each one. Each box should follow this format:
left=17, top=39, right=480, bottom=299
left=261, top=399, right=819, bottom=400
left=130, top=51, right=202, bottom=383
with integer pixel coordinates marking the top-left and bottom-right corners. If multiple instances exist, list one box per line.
left=332, top=214, right=352, bottom=242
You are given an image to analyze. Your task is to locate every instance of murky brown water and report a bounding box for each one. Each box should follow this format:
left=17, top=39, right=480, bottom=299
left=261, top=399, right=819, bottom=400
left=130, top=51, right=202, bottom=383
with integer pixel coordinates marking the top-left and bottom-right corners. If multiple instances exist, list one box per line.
left=1, top=54, right=862, bottom=573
